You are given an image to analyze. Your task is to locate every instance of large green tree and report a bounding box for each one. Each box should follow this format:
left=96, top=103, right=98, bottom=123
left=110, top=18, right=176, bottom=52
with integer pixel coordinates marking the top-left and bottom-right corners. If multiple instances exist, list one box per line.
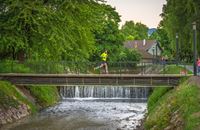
left=0, top=0, right=103, bottom=61
left=90, top=3, right=125, bottom=62
left=161, top=0, right=200, bottom=62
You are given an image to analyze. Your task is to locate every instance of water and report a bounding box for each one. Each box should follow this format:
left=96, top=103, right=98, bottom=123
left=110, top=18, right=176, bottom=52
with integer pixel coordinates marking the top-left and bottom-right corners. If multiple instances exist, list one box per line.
left=60, top=86, right=149, bottom=99
left=2, top=86, right=148, bottom=130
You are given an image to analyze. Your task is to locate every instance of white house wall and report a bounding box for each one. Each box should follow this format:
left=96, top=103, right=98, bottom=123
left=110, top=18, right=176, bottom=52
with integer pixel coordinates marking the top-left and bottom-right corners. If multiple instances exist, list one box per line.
left=147, top=43, right=161, bottom=56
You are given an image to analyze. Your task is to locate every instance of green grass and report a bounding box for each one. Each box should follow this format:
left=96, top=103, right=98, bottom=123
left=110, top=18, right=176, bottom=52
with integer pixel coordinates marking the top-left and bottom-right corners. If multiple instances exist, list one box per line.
left=0, top=60, right=32, bottom=73
left=145, top=80, right=200, bottom=130
left=161, top=65, right=193, bottom=74
left=147, top=87, right=172, bottom=113
left=0, top=81, right=37, bottom=113
left=26, top=86, right=59, bottom=107
left=0, top=60, right=67, bottom=74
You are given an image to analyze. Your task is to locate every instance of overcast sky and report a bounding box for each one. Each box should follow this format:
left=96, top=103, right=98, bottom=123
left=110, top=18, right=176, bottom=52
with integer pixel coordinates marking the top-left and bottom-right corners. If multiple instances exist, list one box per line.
left=105, top=0, right=166, bottom=28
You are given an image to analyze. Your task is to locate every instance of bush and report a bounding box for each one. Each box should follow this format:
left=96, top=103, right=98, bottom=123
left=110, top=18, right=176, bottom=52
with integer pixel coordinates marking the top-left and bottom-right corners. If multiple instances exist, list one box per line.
left=26, top=61, right=65, bottom=74
left=0, top=60, right=32, bottom=73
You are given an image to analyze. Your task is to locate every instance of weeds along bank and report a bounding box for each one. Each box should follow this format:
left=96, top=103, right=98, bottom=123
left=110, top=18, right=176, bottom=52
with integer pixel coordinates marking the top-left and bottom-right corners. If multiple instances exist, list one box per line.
left=0, top=81, right=59, bottom=126
left=145, top=77, right=200, bottom=130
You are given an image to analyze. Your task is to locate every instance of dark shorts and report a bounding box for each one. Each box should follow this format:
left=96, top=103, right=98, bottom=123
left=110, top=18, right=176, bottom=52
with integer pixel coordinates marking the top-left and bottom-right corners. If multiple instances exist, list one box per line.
left=101, top=61, right=107, bottom=65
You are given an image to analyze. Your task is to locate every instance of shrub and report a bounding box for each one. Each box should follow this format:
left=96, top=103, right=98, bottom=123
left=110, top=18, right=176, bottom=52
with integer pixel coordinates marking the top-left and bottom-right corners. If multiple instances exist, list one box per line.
left=0, top=60, right=32, bottom=73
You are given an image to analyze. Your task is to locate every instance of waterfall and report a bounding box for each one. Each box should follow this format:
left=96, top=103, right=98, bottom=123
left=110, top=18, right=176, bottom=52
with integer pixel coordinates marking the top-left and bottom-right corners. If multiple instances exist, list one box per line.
left=59, top=86, right=150, bottom=99
left=75, top=86, right=80, bottom=98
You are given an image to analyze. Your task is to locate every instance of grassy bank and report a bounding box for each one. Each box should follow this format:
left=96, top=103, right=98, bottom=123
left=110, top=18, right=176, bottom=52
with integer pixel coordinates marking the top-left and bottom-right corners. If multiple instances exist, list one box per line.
left=26, top=86, right=59, bottom=107
left=0, top=81, right=60, bottom=113
left=0, top=81, right=37, bottom=113
left=145, top=78, right=200, bottom=130
left=161, top=64, right=192, bottom=74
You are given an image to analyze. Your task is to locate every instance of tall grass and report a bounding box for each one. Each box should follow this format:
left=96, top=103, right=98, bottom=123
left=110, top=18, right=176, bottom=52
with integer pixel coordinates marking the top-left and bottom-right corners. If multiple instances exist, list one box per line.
left=145, top=80, right=200, bottom=130
left=0, top=81, right=37, bottom=112
left=26, top=86, right=59, bottom=107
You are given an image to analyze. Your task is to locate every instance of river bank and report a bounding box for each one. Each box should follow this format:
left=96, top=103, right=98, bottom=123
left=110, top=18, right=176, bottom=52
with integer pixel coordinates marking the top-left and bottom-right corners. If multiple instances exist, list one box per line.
left=143, top=76, right=200, bottom=130
left=1, top=99, right=147, bottom=130
left=0, top=81, right=59, bottom=127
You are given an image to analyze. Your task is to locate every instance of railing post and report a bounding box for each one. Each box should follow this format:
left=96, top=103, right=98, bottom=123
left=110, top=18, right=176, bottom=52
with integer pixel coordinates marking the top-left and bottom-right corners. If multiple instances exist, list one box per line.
left=142, top=62, right=144, bottom=75
left=184, top=62, right=187, bottom=76
left=11, top=60, right=13, bottom=73
left=120, top=62, right=121, bottom=76
left=163, top=62, right=165, bottom=75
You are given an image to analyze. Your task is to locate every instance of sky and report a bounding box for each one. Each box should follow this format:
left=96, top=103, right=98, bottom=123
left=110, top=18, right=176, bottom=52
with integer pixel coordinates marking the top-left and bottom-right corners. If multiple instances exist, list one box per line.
left=105, top=0, right=166, bottom=28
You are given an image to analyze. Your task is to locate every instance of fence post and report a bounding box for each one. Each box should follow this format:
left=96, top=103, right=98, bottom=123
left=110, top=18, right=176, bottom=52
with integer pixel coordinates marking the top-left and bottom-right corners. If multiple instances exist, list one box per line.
left=120, top=62, right=121, bottom=76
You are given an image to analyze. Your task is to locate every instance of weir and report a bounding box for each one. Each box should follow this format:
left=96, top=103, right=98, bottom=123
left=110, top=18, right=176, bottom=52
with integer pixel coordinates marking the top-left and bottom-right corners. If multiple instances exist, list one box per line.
left=59, top=86, right=150, bottom=99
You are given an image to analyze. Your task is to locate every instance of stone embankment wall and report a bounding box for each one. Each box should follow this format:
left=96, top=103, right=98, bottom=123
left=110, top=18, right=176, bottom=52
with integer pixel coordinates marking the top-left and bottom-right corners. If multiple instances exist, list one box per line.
left=0, top=104, right=30, bottom=125
left=0, top=81, right=59, bottom=127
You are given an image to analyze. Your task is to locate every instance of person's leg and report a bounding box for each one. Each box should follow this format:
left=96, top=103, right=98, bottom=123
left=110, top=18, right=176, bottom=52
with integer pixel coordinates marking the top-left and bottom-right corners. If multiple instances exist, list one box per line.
left=105, top=63, right=108, bottom=74
left=94, top=63, right=104, bottom=70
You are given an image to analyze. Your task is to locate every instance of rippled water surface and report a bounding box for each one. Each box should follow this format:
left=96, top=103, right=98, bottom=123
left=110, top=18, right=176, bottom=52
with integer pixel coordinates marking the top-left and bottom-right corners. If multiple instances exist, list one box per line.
left=2, top=99, right=146, bottom=130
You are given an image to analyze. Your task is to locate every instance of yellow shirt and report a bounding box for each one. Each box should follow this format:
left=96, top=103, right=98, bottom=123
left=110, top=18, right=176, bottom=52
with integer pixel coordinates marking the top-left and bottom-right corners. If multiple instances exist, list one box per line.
left=100, top=52, right=108, bottom=61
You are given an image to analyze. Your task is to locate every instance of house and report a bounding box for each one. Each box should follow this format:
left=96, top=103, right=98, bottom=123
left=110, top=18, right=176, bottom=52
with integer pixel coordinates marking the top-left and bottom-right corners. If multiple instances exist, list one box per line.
left=124, top=40, right=162, bottom=62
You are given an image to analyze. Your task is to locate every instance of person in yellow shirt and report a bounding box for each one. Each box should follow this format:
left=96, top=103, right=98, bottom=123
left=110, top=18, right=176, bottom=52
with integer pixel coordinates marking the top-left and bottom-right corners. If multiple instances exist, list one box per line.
left=94, top=50, right=108, bottom=74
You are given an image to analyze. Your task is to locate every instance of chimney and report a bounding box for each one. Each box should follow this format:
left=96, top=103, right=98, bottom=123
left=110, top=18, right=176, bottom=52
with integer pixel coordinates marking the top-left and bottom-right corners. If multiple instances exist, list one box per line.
left=143, top=39, right=146, bottom=46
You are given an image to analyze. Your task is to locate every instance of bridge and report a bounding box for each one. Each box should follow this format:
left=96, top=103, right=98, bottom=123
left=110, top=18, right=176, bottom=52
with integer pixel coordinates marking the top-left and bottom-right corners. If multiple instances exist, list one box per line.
left=0, top=73, right=188, bottom=87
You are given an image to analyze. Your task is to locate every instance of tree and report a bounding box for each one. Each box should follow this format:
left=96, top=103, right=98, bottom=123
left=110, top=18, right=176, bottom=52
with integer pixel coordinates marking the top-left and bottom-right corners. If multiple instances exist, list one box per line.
left=90, top=3, right=125, bottom=62
left=121, top=21, right=148, bottom=41
left=160, top=0, right=200, bottom=62
left=149, top=27, right=172, bottom=59
left=0, top=0, right=103, bottom=61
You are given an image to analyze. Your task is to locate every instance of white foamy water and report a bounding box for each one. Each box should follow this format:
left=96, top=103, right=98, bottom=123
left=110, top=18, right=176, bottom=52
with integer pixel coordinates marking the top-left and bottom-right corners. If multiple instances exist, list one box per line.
left=3, top=99, right=146, bottom=130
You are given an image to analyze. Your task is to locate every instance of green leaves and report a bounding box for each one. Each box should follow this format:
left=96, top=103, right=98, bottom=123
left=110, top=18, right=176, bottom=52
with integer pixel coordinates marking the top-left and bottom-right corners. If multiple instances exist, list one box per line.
left=161, top=0, right=200, bottom=62
left=121, top=21, right=148, bottom=41
left=0, top=0, right=101, bottom=61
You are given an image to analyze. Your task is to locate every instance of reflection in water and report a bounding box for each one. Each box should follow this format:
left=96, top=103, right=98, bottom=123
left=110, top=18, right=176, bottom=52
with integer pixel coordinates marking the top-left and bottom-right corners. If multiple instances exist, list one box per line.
left=2, top=99, right=146, bottom=130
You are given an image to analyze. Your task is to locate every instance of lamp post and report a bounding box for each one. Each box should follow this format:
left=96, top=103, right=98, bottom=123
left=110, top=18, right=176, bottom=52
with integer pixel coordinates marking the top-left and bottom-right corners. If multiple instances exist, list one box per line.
left=176, top=33, right=179, bottom=64
left=152, top=47, right=155, bottom=64
left=193, top=22, right=197, bottom=76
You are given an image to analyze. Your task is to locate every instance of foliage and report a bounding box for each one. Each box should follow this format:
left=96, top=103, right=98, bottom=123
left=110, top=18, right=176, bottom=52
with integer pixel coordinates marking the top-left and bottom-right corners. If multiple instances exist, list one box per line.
left=145, top=80, right=200, bottom=130
left=0, top=0, right=141, bottom=65
left=26, top=60, right=65, bottom=74
left=0, top=0, right=105, bottom=61
left=117, top=48, right=141, bottom=62
left=160, top=0, right=200, bottom=62
left=121, top=21, right=148, bottom=40
left=149, top=28, right=172, bottom=58
left=26, top=86, right=59, bottom=107
left=0, top=60, right=67, bottom=73
left=90, top=3, right=125, bottom=62
left=161, top=64, right=193, bottom=74
left=0, top=60, right=32, bottom=73
left=0, top=81, right=37, bottom=112
left=147, top=87, right=172, bottom=113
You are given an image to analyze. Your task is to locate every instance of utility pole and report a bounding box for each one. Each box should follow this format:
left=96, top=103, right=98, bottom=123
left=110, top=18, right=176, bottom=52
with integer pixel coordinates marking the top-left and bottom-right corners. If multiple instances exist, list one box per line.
left=193, top=22, right=197, bottom=76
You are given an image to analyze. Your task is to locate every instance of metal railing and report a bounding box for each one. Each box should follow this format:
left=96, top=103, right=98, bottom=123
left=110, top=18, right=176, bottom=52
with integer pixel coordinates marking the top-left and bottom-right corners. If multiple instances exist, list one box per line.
left=0, top=60, right=193, bottom=75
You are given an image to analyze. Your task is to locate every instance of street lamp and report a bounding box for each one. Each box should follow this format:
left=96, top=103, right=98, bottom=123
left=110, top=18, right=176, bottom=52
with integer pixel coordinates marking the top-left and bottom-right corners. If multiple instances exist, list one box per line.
left=176, top=33, right=179, bottom=64
left=152, top=47, right=155, bottom=63
left=192, top=21, right=197, bottom=76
